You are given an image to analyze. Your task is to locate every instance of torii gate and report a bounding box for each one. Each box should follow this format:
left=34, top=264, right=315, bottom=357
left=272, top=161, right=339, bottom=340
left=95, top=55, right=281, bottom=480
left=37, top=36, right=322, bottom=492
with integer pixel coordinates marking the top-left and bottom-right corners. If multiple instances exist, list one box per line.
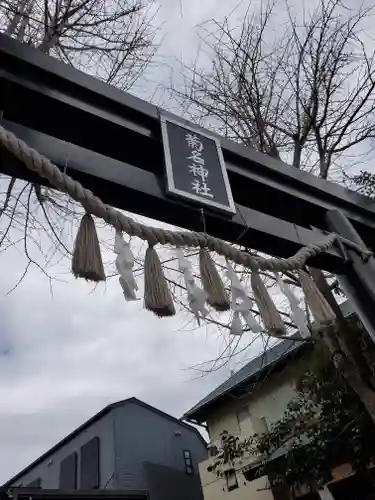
left=1, top=34, right=375, bottom=339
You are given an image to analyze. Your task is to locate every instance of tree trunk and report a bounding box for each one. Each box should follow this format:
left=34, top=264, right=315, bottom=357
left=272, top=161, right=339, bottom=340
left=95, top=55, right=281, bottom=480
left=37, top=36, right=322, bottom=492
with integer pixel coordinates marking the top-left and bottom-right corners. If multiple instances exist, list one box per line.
left=309, top=267, right=374, bottom=384
left=309, top=267, right=375, bottom=423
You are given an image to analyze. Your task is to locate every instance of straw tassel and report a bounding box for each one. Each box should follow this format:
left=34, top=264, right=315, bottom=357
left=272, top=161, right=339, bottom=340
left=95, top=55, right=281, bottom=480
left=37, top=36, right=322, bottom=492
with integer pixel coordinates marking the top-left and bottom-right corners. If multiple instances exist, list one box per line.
left=199, top=248, right=230, bottom=311
left=251, top=269, right=286, bottom=336
left=297, top=270, right=336, bottom=326
left=144, top=245, right=175, bottom=317
left=72, top=213, right=105, bottom=282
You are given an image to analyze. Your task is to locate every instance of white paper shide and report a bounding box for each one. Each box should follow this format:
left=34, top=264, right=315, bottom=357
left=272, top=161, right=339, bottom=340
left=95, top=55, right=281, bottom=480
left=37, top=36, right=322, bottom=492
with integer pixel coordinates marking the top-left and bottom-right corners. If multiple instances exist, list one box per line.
left=176, top=248, right=208, bottom=323
left=226, top=261, right=263, bottom=336
left=115, top=230, right=138, bottom=301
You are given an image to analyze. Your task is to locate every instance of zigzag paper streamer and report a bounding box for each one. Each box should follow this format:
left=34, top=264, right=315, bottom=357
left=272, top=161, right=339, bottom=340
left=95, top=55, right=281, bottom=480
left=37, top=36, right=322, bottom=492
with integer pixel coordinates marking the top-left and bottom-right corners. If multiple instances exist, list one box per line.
left=176, top=249, right=208, bottom=323
left=226, top=261, right=263, bottom=335
left=115, top=230, right=138, bottom=301
left=275, top=273, right=310, bottom=337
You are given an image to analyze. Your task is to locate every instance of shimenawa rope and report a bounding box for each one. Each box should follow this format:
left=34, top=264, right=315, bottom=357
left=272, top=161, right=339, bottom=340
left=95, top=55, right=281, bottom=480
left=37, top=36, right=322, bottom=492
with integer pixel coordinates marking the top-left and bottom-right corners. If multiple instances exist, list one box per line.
left=0, top=124, right=370, bottom=272
left=0, top=123, right=371, bottom=324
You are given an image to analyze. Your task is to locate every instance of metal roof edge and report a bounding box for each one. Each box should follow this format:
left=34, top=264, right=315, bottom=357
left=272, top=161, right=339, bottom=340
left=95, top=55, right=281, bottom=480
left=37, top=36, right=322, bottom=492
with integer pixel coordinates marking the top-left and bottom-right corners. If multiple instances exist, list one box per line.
left=3, top=398, right=206, bottom=488
left=182, top=300, right=355, bottom=423
left=182, top=338, right=302, bottom=422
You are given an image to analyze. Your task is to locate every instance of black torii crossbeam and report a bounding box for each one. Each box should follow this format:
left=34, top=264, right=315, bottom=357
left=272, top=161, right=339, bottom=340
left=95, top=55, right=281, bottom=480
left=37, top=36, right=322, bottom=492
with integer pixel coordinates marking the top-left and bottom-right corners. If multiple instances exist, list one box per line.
left=2, top=34, right=375, bottom=337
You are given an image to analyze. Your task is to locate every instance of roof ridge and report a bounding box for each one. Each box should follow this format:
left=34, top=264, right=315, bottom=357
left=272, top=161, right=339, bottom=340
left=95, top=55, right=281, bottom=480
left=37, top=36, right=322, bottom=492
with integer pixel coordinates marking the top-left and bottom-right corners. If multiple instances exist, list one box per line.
left=3, top=397, right=205, bottom=488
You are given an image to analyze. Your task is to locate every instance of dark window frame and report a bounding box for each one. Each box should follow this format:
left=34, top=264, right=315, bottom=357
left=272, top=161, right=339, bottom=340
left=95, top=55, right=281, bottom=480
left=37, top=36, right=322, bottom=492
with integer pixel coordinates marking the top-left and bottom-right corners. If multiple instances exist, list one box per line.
left=225, top=470, right=239, bottom=492
left=182, top=450, right=194, bottom=475
left=80, top=436, right=100, bottom=489
left=59, top=451, right=78, bottom=489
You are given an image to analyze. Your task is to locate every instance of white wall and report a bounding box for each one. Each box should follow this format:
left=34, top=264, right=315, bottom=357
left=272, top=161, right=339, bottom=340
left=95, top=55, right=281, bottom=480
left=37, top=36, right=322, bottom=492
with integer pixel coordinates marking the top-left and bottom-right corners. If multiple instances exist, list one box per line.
left=249, top=378, right=296, bottom=427
left=207, top=370, right=297, bottom=443
left=199, top=461, right=273, bottom=500
left=200, top=369, right=298, bottom=500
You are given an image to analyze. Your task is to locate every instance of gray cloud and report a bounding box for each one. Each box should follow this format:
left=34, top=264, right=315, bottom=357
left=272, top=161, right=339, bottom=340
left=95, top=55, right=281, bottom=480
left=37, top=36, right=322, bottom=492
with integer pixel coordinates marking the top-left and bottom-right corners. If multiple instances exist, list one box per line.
left=2, top=0, right=371, bottom=486
left=0, top=216, right=235, bottom=483
left=0, top=0, right=282, bottom=483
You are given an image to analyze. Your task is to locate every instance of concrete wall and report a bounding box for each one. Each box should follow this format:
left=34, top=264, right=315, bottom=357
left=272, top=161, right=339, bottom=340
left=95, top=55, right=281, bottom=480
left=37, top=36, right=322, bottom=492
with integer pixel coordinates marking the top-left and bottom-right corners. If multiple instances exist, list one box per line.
left=199, top=369, right=297, bottom=500
left=199, top=461, right=273, bottom=500
left=10, top=412, right=115, bottom=489
left=207, top=370, right=297, bottom=443
left=248, top=376, right=297, bottom=427
left=112, top=401, right=207, bottom=498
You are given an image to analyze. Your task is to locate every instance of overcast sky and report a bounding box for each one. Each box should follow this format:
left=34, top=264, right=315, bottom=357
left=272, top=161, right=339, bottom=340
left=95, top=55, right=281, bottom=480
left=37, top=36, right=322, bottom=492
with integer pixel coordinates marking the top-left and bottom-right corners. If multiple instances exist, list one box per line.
left=0, top=0, right=373, bottom=486
left=0, top=0, right=268, bottom=483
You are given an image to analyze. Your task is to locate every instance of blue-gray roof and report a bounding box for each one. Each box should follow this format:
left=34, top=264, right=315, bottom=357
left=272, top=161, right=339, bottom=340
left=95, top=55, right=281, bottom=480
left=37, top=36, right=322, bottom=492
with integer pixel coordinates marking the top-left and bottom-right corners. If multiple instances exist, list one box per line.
left=183, top=337, right=303, bottom=422
left=183, top=301, right=355, bottom=423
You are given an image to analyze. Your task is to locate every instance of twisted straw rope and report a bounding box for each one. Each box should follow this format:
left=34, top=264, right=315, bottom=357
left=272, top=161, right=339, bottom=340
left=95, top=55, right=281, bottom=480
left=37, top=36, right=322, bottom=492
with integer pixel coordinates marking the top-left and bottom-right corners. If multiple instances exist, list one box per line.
left=0, top=124, right=368, bottom=271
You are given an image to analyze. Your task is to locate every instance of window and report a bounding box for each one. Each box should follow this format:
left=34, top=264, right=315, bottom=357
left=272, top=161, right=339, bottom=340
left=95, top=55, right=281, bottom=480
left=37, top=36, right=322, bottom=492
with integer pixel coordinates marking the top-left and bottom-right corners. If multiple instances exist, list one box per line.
left=59, top=452, right=78, bottom=489
left=208, top=443, right=218, bottom=458
left=236, top=407, right=250, bottom=432
left=259, top=416, right=268, bottom=431
left=225, top=470, right=238, bottom=491
left=183, top=450, right=193, bottom=475
left=252, top=416, right=269, bottom=435
left=80, top=437, right=100, bottom=489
